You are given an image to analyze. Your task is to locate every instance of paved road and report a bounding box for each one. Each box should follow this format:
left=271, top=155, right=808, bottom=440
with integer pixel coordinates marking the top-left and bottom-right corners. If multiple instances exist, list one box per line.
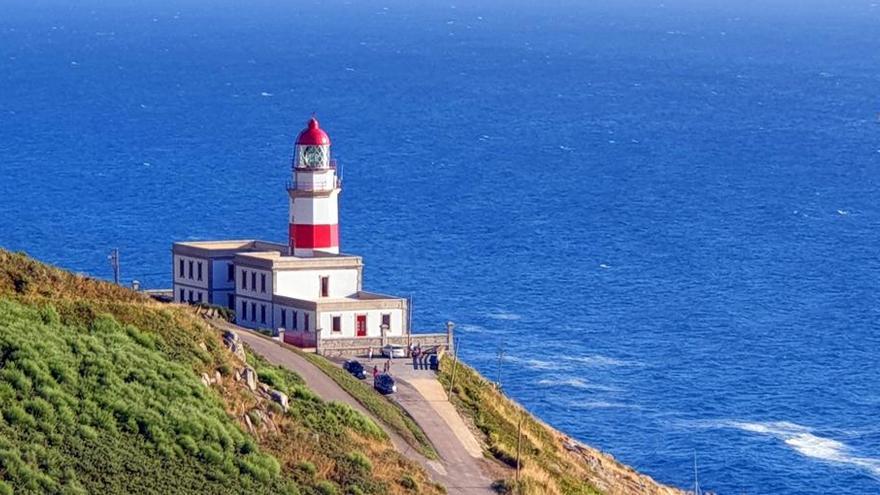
left=210, top=321, right=495, bottom=492
left=392, top=375, right=496, bottom=494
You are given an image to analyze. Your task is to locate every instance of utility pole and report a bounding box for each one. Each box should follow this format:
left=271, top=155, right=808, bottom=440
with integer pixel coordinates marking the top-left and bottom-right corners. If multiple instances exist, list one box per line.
left=495, top=343, right=505, bottom=390
left=515, top=412, right=524, bottom=494
left=107, top=248, right=120, bottom=285
left=447, top=335, right=460, bottom=398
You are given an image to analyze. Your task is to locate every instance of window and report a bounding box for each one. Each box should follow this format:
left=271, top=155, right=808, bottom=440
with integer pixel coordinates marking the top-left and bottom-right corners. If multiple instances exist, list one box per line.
left=227, top=264, right=234, bottom=282
left=260, top=273, right=266, bottom=293
left=332, top=316, right=341, bottom=333
left=251, top=303, right=256, bottom=322
left=227, top=293, right=234, bottom=309
left=381, top=313, right=391, bottom=330
left=197, top=262, right=203, bottom=281
left=241, top=301, right=247, bottom=320
left=292, top=311, right=298, bottom=330
left=188, top=261, right=193, bottom=279
left=320, top=276, right=329, bottom=298
left=251, top=272, right=256, bottom=291
left=304, top=314, right=310, bottom=331
left=178, top=259, right=184, bottom=277
left=281, top=309, right=286, bottom=328
left=260, top=305, right=266, bottom=324
left=188, top=290, right=193, bottom=302
left=241, top=270, right=247, bottom=289
left=179, top=289, right=184, bottom=301
left=197, top=292, right=203, bottom=302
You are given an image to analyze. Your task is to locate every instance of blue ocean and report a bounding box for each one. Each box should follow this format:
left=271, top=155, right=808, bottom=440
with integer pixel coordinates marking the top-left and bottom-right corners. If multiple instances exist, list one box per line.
left=2, top=0, right=879, bottom=493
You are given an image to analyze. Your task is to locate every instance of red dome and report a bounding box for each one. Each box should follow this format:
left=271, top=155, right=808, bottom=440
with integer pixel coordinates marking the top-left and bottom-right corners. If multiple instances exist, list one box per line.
left=296, top=117, right=330, bottom=146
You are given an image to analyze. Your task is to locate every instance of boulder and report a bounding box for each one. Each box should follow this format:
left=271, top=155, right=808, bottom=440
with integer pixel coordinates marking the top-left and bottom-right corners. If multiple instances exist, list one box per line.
left=270, top=390, right=289, bottom=412
left=243, top=367, right=257, bottom=391
left=200, top=373, right=211, bottom=387
left=223, top=330, right=246, bottom=362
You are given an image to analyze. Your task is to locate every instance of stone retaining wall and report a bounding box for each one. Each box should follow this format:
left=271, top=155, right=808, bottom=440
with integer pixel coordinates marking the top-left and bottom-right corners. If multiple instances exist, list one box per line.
left=317, top=332, right=451, bottom=357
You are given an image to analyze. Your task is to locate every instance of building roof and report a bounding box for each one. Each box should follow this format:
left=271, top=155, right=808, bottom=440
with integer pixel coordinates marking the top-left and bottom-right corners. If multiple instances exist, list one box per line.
left=235, top=250, right=363, bottom=271
left=296, top=117, right=330, bottom=146
left=172, top=240, right=287, bottom=258
left=273, top=291, right=406, bottom=312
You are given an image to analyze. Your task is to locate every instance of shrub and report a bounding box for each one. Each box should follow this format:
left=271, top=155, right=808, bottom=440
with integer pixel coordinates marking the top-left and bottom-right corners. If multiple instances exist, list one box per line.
left=316, top=480, right=339, bottom=495
left=344, top=451, right=372, bottom=474
left=296, top=460, right=317, bottom=478
left=400, top=474, right=418, bottom=491
left=346, top=486, right=366, bottom=495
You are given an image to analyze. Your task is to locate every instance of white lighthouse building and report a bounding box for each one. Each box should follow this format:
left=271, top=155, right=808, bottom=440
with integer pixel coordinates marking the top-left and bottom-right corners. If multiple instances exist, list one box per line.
left=171, top=118, right=429, bottom=353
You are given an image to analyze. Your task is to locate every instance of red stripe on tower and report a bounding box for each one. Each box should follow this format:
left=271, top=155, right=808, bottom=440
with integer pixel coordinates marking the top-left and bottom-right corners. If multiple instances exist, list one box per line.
left=291, top=224, right=339, bottom=249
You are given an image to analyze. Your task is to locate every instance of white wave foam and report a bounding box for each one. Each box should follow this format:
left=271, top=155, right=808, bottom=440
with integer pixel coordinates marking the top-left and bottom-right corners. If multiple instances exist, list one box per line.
left=562, top=355, right=637, bottom=367
left=506, top=356, right=560, bottom=370
left=570, top=400, right=640, bottom=410
left=486, top=310, right=522, bottom=321
left=700, top=420, right=880, bottom=478
left=536, top=377, right=620, bottom=391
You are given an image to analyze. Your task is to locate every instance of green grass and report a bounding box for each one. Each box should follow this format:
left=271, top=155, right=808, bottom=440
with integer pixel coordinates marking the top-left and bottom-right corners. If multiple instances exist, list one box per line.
left=294, top=350, right=439, bottom=460
left=245, top=350, right=386, bottom=442
left=0, top=298, right=296, bottom=495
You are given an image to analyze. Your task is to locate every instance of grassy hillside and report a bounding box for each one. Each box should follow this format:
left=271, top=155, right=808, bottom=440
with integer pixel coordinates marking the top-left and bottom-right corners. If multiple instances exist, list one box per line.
left=0, top=249, right=442, bottom=495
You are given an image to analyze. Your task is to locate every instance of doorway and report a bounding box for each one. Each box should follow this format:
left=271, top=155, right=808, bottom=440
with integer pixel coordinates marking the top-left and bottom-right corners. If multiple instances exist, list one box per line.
left=356, top=315, right=367, bottom=337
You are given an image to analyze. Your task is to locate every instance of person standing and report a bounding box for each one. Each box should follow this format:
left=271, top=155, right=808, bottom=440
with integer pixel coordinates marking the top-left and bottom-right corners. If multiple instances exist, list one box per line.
left=412, top=346, right=421, bottom=369
left=372, top=365, right=379, bottom=380
left=368, top=347, right=373, bottom=362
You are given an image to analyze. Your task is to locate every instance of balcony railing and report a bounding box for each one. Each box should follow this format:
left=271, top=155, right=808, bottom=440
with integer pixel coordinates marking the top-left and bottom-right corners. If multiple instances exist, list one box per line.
left=286, top=177, right=342, bottom=192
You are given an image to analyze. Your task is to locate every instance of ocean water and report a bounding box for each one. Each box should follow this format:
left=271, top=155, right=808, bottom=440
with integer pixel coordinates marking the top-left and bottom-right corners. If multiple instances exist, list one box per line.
left=2, top=1, right=879, bottom=493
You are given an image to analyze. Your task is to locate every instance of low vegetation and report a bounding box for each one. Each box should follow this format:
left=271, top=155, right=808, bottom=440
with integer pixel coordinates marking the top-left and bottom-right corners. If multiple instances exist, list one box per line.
left=295, top=350, right=439, bottom=460
left=438, top=356, right=602, bottom=495
left=0, top=298, right=293, bottom=494
left=0, top=249, right=443, bottom=494
left=438, top=357, right=684, bottom=495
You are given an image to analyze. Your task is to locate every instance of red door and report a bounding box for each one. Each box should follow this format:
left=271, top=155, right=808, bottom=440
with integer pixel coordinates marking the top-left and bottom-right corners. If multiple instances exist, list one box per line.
left=356, top=315, right=367, bottom=337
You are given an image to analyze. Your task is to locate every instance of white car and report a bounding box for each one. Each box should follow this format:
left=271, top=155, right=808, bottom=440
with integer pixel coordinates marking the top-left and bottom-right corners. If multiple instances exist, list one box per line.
left=381, top=344, right=406, bottom=358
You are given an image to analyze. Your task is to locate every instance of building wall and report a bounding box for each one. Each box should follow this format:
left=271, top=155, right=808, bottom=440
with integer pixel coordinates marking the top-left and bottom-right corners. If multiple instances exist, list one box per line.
left=173, top=285, right=208, bottom=305
left=236, top=266, right=273, bottom=302
left=173, top=254, right=209, bottom=290
left=211, top=289, right=235, bottom=309
left=318, top=308, right=404, bottom=339
left=275, top=268, right=359, bottom=300
left=234, top=295, right=274, bottom=330
left=273, top=304, right=316, bottom=332
left=211, top=258, right=236, bottom=291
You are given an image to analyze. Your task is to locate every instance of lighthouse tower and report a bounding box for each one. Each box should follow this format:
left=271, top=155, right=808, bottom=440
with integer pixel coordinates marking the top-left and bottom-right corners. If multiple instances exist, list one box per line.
left=288, top=117, right=340, bottom=257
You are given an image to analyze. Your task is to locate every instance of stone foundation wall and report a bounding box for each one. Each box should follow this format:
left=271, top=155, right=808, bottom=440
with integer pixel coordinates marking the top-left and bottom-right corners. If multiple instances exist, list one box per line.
left=317, top=333, right=450, bottom=358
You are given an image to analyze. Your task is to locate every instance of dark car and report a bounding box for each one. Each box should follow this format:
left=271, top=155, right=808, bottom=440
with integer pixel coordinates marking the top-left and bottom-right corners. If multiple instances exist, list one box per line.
left=373, top=374, right=397, bottom=394
left=343, top=360, right=367, bottom=380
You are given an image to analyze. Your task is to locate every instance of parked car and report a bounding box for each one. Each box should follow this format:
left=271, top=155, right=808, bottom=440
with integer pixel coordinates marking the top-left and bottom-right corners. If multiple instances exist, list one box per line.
left=374, top=374, right=397, bottom=394
left=343, top=360, right=367, bottom=380
left=381, top=344, right=406, bottom=358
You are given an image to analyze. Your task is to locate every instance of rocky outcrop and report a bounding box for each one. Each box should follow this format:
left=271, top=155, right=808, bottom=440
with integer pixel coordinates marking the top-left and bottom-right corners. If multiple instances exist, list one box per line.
left=270, top=390, right=289, bottom=412
left=223, top=330, right=246, bottom=362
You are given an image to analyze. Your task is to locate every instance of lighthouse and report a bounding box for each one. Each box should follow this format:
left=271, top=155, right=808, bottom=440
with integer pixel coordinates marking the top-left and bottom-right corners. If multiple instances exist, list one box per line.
left=288, top=117, right=340, bottom=257
left=173, top=115, right=457, bottom=355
